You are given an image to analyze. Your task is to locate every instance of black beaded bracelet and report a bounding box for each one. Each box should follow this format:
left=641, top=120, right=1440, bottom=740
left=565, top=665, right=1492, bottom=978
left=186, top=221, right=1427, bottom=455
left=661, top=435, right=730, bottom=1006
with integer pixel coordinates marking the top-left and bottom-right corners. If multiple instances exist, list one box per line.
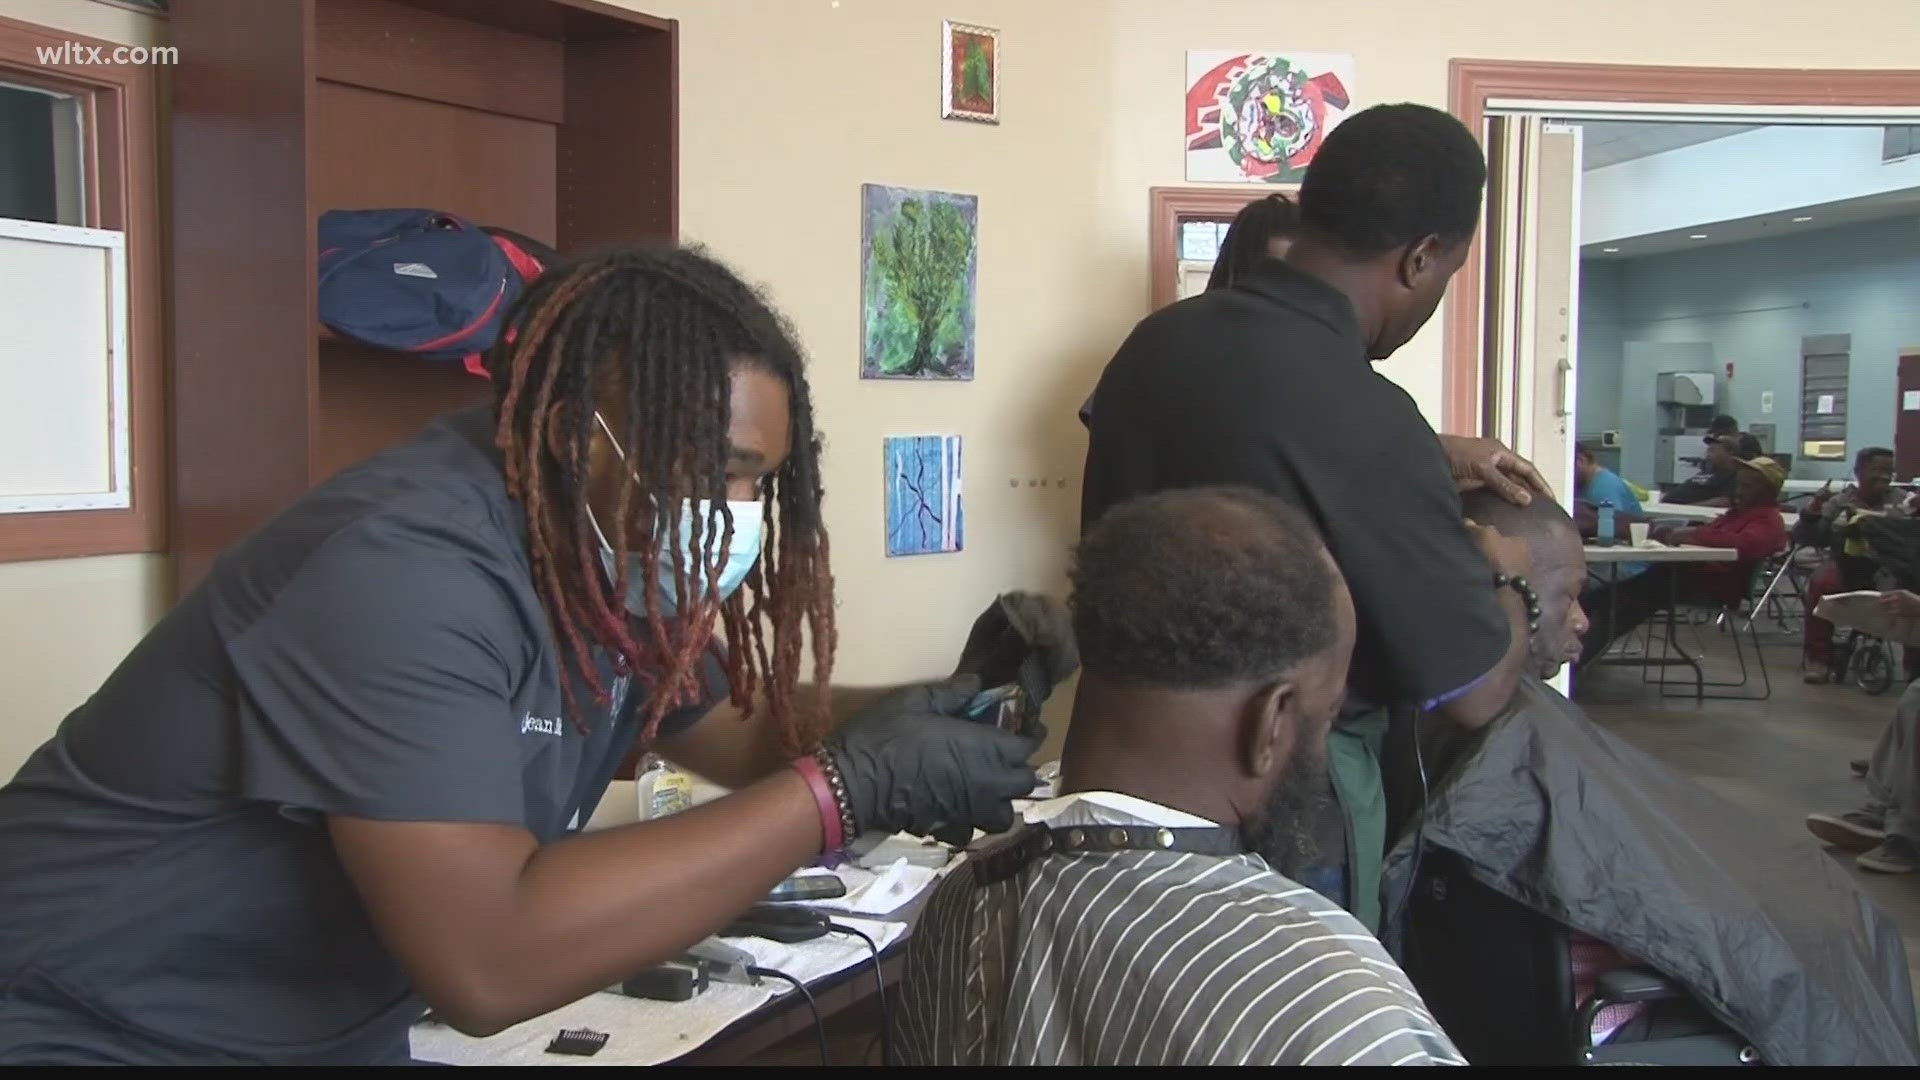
left=1494, top=572, right=1543, bottom=633
left=811, top=748, right=860, bottom=843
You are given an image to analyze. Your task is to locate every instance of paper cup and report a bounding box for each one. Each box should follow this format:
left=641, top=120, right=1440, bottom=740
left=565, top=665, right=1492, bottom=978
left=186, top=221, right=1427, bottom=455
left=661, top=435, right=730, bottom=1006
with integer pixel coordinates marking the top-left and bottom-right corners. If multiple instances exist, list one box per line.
left=1629, top=522, right=1650, bottom=547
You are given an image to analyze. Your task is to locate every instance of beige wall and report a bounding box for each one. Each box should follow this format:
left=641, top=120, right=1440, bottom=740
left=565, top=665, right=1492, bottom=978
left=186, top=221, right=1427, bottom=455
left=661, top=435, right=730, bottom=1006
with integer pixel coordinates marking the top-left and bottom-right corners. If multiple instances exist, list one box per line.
left=7, top=0, right=1920, bottom=773
left=0, top=1, right=170, bottom=777
left=627, top=0, right=1920, bottom=758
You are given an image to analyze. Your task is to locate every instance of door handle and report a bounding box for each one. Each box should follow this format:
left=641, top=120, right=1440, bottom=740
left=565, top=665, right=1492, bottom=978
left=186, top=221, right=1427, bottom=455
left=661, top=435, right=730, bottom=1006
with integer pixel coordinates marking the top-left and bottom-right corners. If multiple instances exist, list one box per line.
left=1555, top=355, right=1573, bottom=418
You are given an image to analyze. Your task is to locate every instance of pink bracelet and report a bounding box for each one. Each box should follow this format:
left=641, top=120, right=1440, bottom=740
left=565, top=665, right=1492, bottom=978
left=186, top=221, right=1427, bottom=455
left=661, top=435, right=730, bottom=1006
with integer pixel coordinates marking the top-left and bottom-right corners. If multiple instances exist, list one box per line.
left=790, top=754, right=844, bottom=854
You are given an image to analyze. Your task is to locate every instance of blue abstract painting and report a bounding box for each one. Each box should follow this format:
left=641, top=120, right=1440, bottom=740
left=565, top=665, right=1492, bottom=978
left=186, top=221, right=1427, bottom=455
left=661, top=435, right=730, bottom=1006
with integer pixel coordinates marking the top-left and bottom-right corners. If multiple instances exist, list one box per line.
left=884, top=435, right=963, bottom=557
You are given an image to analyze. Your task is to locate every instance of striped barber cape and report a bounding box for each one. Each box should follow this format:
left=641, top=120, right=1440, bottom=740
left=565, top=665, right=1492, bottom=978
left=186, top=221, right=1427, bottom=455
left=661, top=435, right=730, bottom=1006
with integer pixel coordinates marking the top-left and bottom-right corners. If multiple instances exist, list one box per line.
left=898, top=791, right=1464, bottom=1066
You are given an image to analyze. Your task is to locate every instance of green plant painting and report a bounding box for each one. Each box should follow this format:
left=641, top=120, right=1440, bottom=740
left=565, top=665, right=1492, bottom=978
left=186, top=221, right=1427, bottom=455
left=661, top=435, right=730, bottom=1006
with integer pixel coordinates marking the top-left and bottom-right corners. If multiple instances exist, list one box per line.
left=860, top=185, right=977, bottom=381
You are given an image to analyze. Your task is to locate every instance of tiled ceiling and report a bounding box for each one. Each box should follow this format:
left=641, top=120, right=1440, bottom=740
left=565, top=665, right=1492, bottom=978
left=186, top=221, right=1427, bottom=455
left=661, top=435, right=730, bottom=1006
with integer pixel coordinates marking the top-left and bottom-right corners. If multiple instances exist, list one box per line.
left=1574, top=121, right=1763, bottom=170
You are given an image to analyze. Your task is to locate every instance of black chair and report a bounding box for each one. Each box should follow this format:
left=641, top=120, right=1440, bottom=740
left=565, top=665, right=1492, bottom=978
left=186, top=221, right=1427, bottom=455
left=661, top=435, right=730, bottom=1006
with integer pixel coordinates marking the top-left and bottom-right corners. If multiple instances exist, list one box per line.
left=1402, top=851, right=1759, bottom=1066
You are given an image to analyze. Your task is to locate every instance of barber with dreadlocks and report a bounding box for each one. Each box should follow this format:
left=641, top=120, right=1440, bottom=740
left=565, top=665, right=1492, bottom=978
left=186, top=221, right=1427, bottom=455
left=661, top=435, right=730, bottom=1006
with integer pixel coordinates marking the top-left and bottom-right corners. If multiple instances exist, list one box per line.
left=0, top=247, right=1050, bottom=1066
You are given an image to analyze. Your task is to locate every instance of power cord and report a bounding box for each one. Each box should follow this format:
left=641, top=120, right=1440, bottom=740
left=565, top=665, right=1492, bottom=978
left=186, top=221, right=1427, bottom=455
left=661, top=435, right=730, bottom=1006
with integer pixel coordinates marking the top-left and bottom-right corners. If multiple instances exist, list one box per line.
left=746, top=966, right=829, bottom=1066
left=828, top=921, right=892, bottom=1066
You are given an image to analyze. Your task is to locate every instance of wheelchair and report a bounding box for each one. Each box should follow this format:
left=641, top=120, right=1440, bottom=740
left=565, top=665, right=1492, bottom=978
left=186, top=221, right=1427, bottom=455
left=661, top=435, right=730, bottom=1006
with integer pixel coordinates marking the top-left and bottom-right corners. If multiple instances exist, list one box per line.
left=1402, top=851, right=1760, bottom=1066
left=1831, top=628, right=1897, bottom=695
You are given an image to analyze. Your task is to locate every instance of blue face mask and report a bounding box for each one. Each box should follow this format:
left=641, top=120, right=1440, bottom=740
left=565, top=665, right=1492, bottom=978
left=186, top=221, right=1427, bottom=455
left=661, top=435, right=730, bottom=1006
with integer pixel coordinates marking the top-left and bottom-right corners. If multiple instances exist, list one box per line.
left=590, top=413, right=765, bottom=615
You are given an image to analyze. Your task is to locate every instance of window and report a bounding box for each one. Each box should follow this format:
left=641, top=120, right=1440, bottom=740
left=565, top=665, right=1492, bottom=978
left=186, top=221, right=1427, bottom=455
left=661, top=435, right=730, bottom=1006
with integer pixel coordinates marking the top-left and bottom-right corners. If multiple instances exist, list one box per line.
left=1800, top=334, right=1850, bottom=461
left=0, top=81, right=86, bottom=225
left=1177, top=218, right=1235, bottom=299
left=0, top=18, right=161, bottom=561
left=1884, top=125, right=1919, bottom=163
left=1149, top=187, right=1283, bottom=309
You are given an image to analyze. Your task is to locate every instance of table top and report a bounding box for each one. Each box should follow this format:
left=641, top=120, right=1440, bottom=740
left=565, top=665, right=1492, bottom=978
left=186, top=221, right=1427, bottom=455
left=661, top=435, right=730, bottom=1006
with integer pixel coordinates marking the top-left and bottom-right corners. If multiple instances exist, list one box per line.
left=1643, top=501, right=1800, bottom=528
left=1583, top=543, right=1737, bottom=563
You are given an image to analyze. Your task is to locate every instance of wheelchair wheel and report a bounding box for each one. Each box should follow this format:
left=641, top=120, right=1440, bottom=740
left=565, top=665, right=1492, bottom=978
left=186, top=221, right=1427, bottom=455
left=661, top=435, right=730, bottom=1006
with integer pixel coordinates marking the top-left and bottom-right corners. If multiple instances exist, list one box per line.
left=1854, top=643, right=1895, bottom=695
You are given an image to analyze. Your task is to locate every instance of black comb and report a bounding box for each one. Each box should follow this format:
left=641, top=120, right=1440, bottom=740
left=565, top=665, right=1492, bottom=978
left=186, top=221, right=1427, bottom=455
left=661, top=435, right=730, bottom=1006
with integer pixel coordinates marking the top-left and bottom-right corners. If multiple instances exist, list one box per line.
left=545, top=1027, right=610, bottom=1056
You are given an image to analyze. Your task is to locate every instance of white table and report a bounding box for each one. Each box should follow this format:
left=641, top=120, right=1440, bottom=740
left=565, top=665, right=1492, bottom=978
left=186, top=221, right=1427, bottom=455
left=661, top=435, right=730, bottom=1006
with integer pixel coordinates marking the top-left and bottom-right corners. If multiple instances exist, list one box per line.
left=1642, top=502, right=1800, bottom=529
left=1782, top=479, right=1831, bottom=495
left=1582, top=544, right=1738, bottom=701
left=1585, top=543, right=1737, bottom=563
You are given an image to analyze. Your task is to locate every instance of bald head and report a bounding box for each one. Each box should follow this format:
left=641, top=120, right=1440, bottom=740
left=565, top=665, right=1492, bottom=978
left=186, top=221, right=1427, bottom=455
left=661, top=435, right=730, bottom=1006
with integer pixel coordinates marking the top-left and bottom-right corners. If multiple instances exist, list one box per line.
left=1459, top=489, right=1589, bottom=678
left=1064, top=487, right=1356, bottom=836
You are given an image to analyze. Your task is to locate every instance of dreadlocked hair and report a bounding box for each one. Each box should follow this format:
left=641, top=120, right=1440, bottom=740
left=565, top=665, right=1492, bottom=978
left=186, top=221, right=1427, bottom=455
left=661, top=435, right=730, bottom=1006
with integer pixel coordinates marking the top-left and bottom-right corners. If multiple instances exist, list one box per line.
left=489, top=245, right=837, bottom=754
left=1205, top=193, right=1300, bottom=292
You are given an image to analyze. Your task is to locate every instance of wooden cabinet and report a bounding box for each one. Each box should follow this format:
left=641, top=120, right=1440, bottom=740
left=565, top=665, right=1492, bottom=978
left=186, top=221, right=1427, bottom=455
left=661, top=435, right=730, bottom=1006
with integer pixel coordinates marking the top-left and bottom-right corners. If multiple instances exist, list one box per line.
left=168, top=0, right=677, bottom=593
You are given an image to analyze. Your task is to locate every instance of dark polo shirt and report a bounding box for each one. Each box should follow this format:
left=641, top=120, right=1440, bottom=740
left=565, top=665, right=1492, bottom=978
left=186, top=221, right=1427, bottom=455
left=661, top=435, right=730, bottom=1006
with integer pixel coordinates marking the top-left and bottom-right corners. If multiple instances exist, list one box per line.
left=1080, top=257, right=1509, bottom=714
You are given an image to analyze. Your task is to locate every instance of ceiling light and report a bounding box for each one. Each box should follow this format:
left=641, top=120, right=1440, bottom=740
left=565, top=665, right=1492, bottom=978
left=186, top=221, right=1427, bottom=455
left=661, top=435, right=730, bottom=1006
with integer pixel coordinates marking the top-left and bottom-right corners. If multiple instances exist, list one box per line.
left=1688, top=233, right=1709, bottom=240
left=1601, top=247, right=1620, bottom=253
left=1792, top=215, right=1814, bottom=223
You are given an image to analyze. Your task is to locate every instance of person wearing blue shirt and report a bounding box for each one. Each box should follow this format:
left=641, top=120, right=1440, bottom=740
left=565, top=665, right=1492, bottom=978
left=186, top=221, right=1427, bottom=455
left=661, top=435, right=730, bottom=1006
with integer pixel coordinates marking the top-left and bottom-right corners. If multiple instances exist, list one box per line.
left=1577, top=444, right=1643, bottom=520
left=1574, top=443, right=1657, bottom=666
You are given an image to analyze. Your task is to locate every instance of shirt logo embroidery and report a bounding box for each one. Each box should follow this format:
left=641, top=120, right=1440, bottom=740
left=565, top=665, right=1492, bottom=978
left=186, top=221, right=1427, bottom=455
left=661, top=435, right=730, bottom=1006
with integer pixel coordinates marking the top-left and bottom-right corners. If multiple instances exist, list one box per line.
left=520, top=713, right=564, bottom=737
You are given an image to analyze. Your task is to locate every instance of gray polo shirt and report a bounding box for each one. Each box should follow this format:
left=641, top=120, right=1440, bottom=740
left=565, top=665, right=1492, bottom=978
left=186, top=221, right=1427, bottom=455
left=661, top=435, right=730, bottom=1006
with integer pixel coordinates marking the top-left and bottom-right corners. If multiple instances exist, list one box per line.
left=0, top=407, right=713, bottom=1065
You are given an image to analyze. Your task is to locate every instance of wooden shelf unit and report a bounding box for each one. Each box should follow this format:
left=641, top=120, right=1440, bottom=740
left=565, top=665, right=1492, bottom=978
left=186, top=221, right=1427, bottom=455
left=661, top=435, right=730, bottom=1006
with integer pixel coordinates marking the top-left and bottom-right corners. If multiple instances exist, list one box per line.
left=168, top=0, right=677, bottom=593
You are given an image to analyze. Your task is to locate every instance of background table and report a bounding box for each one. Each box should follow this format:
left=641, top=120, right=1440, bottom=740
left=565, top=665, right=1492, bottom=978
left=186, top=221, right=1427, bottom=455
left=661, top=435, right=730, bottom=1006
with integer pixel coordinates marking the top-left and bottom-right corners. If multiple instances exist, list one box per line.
left=1642, top=502, right=1799, bottom=529
left=1583, top=544, right=1738, bottom=701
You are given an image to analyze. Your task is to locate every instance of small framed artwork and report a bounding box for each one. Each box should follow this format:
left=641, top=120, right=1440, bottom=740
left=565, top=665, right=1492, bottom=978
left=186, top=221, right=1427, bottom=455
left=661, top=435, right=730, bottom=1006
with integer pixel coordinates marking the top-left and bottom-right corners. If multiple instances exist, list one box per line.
left=942, top=21, right=999, bottom=124
left=884, top=435, right=964, bottom=557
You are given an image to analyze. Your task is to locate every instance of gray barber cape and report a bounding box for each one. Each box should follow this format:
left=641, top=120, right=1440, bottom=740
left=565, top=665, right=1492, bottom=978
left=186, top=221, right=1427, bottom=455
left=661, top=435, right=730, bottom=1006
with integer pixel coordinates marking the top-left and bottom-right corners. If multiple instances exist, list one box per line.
left=1383, top=676, right=1920, bottom=1067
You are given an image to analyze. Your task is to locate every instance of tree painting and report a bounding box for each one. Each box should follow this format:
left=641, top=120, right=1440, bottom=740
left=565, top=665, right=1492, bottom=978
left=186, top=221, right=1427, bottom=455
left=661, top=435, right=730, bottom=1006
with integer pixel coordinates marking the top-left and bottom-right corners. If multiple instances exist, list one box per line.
left=942, top=22, right=998, bottom=123
left=861, top=185, right=977, bottom=381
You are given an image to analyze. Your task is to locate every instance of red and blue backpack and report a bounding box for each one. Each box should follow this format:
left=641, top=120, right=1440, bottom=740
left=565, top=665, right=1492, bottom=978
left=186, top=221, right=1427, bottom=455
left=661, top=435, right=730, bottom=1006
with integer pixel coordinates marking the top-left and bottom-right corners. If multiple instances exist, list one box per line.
left=317, top=209, right=551, bottom=379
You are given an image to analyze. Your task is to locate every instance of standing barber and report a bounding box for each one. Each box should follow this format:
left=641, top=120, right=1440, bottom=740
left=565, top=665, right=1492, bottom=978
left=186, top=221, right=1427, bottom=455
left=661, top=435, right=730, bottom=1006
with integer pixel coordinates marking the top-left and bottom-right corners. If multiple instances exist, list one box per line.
left=1082, top=104, right=1545, bottom=932
left=0, top=247, right=1046, bottom=1065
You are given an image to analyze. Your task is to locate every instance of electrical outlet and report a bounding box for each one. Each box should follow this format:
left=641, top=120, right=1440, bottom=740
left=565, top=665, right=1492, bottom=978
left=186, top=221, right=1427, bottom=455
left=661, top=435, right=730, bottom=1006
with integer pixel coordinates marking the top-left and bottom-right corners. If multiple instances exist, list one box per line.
left=1760, top=390, right=1774, bottom=415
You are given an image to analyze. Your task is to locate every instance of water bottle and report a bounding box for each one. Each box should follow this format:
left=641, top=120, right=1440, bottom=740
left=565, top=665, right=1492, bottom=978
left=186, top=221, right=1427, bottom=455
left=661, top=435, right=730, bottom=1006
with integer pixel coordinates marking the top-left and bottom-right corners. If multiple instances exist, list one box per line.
left=1597, top=500, right=1616, bottom=548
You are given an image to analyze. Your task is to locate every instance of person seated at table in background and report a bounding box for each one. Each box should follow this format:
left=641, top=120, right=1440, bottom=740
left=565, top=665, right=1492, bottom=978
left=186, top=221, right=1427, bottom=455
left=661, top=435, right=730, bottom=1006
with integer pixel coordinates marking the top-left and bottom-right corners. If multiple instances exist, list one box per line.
left=1799, top=447, right=1920, bottom=684
left=1656, top=455, right=1789, bottom=603
left=1661, top=434, right=1744, bottom=506
left=1077, top=193, right=1300, bottom=428
left=1572, top=443, right=1665, bottom=666
left=1807, top=587, right=1920, bottom=874
left=898, top=488, right=1464, bottom=1067
left=1574, top=442, right=1643, bottom=522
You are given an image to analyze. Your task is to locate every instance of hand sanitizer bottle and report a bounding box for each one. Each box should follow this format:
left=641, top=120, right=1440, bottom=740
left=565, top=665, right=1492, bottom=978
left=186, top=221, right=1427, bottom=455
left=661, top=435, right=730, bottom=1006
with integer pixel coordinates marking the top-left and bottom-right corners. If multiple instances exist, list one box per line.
left=634, top=755, right=692, bottom=822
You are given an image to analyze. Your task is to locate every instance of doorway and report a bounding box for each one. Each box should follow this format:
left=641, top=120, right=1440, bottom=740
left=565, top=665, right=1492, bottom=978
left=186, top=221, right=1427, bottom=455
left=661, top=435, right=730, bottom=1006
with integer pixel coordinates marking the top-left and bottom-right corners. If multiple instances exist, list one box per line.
left=1449, top=61, right=1920, bottom=506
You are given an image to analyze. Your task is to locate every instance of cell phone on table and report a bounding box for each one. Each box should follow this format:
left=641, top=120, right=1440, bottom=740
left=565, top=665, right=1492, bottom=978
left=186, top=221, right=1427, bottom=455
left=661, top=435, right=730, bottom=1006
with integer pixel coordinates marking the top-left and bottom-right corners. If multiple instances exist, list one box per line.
left=766, top=874, right=847, bottom=902
left=965, top=683, right=1030, bottom=734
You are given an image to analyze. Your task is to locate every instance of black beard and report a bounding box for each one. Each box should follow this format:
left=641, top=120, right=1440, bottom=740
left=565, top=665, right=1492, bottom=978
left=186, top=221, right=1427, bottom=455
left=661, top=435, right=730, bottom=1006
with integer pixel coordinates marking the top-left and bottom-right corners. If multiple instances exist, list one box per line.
left=1241, top=740, right=1332, bottom=878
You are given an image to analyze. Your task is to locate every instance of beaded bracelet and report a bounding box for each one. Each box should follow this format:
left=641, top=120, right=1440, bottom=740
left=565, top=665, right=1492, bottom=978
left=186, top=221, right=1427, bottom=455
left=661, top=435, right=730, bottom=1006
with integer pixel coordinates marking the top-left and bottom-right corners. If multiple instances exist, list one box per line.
left=792, top=749, right=859, bottom=858
left=1495, top=572, right=1543, bottom=633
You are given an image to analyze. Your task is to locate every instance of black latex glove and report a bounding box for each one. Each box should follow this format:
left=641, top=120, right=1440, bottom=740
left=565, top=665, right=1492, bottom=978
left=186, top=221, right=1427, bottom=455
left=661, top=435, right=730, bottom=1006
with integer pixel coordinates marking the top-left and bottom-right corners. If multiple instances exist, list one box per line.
left=824, top=676, right=1039, bottom=846
left=952, top=592, right=1080, bottom=709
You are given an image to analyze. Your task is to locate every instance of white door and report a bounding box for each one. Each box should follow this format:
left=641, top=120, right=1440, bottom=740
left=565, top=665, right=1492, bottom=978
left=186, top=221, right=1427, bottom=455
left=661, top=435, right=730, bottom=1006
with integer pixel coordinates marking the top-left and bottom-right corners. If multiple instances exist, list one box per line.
left=1483, top=117, right=1582, bottom=507
left=1483, top=116, right=1583, bottom=693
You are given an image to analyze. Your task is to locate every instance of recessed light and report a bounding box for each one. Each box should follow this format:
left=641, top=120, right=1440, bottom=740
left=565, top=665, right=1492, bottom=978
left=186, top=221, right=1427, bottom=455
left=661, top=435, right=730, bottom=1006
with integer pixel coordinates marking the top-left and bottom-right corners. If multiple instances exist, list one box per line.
left=1601, top=247, right=1620, bottom=253
left=1792, top=215, right=1814, bottom=223
left=1688, top=233, right=1709, bottom=240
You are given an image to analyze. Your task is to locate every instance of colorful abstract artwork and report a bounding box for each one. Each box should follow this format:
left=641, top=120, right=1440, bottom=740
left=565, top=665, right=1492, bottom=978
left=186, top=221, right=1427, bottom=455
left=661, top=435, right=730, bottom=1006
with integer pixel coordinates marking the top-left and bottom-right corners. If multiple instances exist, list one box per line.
left=942, top=21, right=999, bottom=123
left=884, top=435, right=963, bottom=557
left=1184, top=51, right=1355, bottom=184
left=861, top=184, right=978, bottom=381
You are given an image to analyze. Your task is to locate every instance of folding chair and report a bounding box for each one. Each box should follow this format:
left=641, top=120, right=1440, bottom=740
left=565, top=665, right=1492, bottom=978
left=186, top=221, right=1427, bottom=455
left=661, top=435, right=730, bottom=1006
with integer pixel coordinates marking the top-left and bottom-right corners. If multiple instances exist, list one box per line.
left=1649, top=557, right=1775, bottom=702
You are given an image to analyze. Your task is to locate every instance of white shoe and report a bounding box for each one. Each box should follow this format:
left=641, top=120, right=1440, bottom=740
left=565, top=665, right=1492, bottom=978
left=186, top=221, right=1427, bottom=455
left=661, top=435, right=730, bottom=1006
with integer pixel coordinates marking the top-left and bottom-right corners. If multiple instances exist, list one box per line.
left=1857, top=836, right=1919, bottom=874
left=1806, top=809, right=1887, bottom=851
